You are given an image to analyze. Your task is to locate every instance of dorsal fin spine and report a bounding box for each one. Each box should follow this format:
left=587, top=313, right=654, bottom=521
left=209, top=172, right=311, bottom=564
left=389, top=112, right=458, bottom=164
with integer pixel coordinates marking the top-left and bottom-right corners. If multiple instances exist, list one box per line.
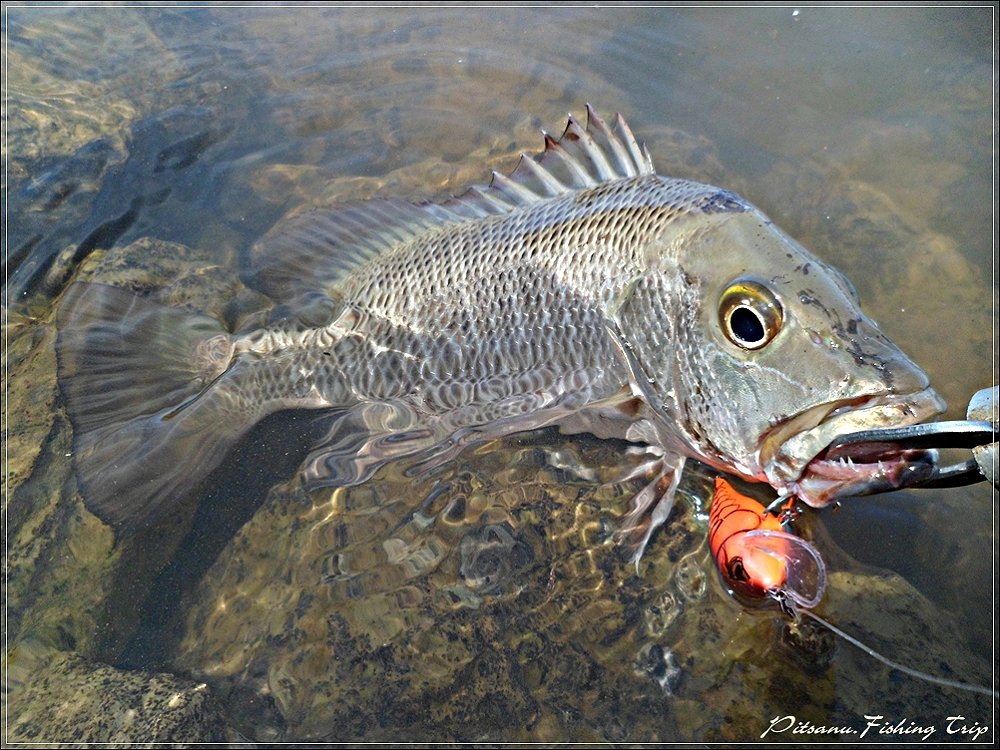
left=585, top=104, right=637, bottom=177
left=511, top=153, right=568, bottom=197
left=541, top=133, right=597, bottom=188
left=489, top=169, right=541, bottom=204
left=566, top=114, right=617, bottom=181
left=614, top=112, right=652, bottom=174
left=467, top=185, right=515, bottom=212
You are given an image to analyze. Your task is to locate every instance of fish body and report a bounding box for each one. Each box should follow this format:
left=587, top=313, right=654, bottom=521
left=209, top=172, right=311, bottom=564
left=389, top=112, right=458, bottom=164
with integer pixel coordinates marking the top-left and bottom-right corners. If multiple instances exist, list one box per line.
left=56, top=106, right=944, bottom=554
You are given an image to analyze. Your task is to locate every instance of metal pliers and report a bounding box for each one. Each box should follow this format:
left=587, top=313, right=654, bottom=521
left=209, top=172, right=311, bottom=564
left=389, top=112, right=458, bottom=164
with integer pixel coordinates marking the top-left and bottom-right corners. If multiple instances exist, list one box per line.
left=824, top=386, right=998, bottom=490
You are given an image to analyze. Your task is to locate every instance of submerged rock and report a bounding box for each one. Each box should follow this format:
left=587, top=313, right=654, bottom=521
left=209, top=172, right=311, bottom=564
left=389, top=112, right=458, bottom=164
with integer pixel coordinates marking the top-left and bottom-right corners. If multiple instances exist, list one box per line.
left=3, top=235, right=262, bottom=745
left=4, top=641, right=231, bottom=745
left=459, top=521, right=535, bottom=595
left=163, top=430, right=994, bottom=743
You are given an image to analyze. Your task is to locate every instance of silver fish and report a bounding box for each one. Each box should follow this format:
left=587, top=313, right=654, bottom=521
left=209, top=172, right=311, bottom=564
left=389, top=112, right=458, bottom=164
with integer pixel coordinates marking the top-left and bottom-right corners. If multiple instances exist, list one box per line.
left=56, top=106, right=944, bottom=558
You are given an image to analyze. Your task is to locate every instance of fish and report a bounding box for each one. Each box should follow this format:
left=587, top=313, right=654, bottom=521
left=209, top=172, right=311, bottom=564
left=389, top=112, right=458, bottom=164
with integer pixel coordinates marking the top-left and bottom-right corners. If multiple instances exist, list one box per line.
left=708, top=477, right=825, bottom=608
left=55, top=105, right=945, bottom=558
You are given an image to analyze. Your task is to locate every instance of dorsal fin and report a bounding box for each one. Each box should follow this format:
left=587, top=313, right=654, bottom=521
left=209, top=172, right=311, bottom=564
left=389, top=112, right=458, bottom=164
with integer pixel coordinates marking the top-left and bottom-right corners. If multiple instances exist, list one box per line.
left=248, top=106, right=655, bottom=305
left=529, top=105, right=653, bottom=185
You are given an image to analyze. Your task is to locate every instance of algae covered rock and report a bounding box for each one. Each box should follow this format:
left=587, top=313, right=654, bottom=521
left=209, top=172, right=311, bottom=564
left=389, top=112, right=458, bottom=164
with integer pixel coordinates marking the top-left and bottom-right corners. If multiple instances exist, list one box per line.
left=4, top=641, right=230, bottom=745
left=167, top=433, right=994, bottom=743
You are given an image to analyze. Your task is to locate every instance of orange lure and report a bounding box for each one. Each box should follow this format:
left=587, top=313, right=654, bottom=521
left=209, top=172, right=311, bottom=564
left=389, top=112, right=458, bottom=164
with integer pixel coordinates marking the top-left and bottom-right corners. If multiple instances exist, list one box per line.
left=706, top=478, right=998, bottom=697
left=709, top=477, right=826, bottom=608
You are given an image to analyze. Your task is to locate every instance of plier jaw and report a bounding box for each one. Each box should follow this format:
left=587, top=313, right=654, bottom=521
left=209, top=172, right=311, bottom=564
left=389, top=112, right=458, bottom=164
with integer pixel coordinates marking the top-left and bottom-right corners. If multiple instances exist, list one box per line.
left=823, top=386, right=998, bottom=490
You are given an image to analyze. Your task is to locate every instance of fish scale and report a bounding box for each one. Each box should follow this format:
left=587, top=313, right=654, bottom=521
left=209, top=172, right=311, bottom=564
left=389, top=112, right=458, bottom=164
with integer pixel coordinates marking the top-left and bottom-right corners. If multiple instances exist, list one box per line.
left=55, top=105, right=944, bottom=554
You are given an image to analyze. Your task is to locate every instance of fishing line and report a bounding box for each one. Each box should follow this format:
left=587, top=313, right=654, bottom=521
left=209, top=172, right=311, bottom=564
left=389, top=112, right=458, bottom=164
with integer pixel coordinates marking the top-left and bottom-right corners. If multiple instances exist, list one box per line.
left=799, top=608, right=998, bottom=699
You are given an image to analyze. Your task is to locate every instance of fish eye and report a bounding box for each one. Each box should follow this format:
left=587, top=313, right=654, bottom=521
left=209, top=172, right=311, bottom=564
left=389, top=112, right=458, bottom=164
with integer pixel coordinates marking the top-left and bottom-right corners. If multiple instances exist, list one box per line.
left=719, top=279, right=783, bottom=350
left=727, top=557, right=750, bottom=583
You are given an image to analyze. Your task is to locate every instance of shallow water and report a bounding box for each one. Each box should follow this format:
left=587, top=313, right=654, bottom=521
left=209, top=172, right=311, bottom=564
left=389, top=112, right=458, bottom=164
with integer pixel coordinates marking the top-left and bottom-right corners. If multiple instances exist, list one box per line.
left=4, top=5, right=996, bottom=744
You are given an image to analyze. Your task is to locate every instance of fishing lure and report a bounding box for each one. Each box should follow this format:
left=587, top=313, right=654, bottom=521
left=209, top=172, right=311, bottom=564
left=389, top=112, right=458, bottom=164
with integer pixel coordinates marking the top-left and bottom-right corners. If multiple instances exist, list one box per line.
left=708, top=476, right=825, bottom=609
left=708, top=476, right=997, bottom=698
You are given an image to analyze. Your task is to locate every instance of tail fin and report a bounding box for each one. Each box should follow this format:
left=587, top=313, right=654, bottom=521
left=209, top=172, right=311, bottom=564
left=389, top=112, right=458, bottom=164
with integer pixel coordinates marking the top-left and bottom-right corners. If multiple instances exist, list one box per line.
left=56, top=283, right=251, bottom=533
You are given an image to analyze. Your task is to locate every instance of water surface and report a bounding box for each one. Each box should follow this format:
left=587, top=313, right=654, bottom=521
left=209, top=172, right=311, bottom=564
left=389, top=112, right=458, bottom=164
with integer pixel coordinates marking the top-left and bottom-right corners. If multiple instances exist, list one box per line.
left=4, top=5, right=995, bottom=744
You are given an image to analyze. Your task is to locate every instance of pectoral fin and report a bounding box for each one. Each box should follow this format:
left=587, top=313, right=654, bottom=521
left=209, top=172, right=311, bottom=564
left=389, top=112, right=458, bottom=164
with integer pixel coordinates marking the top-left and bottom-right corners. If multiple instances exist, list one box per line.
left=616, top=451, right=687, bottom=566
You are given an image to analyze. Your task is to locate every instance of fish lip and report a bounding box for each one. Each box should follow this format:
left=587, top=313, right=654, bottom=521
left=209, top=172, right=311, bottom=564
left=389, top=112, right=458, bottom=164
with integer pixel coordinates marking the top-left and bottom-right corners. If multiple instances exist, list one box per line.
left=759, top=387, right=946, bottom=506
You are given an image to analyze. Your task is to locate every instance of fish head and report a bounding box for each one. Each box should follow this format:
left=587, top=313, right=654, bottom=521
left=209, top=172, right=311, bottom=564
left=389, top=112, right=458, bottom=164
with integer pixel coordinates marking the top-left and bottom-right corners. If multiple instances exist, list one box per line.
left=618, top=186, right=944, bottom=506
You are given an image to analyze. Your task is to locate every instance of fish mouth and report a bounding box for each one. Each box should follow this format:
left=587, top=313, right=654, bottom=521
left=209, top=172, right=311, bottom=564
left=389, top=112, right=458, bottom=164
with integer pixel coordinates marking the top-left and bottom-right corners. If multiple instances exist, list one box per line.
left=759, top=387, right=946, bottom=507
